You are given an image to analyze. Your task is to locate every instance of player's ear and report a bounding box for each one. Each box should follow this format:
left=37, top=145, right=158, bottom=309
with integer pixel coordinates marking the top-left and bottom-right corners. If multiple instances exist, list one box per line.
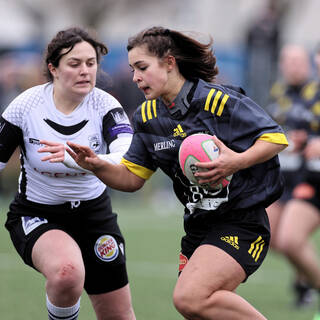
left=165, top=55, right=176, bottom=71
left=48, top=63, right=58, bottom=79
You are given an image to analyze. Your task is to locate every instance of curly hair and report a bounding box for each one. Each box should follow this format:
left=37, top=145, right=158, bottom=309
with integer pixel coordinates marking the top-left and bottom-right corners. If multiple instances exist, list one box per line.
left=44, top=27, right=108, bottom=81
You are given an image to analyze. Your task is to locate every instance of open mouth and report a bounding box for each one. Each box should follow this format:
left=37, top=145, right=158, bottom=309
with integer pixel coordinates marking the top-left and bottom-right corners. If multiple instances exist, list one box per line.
left=140, top=86, right=150, bottom=93
left=76, top=80, right=90, bottom=85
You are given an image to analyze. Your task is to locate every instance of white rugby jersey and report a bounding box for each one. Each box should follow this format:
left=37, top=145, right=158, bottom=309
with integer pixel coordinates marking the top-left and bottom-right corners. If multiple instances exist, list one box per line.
left=0, top=83, right=133, bottom=204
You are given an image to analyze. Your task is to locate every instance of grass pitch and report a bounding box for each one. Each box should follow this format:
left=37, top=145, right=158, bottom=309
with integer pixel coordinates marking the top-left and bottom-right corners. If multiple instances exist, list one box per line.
left=0, top=185, right=318, bottom=319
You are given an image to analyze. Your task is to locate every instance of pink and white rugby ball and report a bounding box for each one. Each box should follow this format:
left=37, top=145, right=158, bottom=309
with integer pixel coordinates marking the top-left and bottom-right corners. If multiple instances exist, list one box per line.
left=178, top=133, right=232, bottom=190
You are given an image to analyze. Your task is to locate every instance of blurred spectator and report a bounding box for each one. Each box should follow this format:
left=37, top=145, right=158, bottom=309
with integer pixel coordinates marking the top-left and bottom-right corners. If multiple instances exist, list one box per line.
left=0, top=50, right=45, bottom=197
left=274, top=44, right=320, bottom=320
left=0, top=54, right=22, bottom=110
left=266, top=44, right=319, bottom=308
left=95, top=68, right=113, bottom=92
left=110, top=61, right=144, bottom=121
left=245, top=0, right=286, bottom=107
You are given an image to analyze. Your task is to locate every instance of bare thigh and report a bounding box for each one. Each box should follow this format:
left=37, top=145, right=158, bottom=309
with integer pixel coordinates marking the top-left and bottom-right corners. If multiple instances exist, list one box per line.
left=175, top=244, right=246, bottom=299
left=266, top=201, right=284, bottom=248
left=278, top=199, right=320, bottom=246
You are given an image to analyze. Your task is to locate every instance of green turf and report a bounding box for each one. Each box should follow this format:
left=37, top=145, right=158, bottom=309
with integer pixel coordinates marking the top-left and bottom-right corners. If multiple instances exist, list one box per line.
left=0, top=190, right=318, bottom=319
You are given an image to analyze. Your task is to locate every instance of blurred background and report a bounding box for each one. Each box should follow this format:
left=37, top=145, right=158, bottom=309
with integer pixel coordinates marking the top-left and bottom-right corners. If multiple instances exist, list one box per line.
left=1, top=0, right=320, bottom=319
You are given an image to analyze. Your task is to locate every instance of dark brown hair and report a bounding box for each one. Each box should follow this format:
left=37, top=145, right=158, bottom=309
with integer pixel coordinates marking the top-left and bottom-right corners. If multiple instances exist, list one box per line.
left=127, top=26, right=218, bottom=82
left=44, top=27, right=108, bottom=81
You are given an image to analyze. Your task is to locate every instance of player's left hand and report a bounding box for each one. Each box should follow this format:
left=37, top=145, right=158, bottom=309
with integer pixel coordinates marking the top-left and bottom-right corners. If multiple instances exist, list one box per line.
left=38, top=140, right=66, bottom=163
left=194, top=135, right=240, bottom=186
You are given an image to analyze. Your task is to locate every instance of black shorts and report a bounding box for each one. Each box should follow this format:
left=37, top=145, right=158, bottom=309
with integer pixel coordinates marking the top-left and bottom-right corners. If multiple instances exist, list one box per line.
left=5, top=190, right=128, bottom=294
left=179, top=206, right=270, bottom=279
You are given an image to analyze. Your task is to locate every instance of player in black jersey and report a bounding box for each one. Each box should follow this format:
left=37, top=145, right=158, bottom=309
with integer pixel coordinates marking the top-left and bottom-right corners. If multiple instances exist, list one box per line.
left=64, top=26, right=288, bottom=320
left=275, top=45, right=320, bottom=320
left=0, top=27, right=136, bottom=320
left=265, top=44, right=317, bottom=307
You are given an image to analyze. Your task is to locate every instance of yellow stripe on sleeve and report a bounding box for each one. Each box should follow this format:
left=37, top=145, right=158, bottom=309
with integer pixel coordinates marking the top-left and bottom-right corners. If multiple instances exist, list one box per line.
left=204, top=89, right=215, bottom=111
left=147, top=100, right=152, bottom=120
left=258, top=133, right=288, bottom=145
left=141, top=102, right=147, bottom=123
left=152, top=99, right=157, bottom=117
left=211, top=90, right=223, bottom=114
left=217, top=94, right=229, bottom=116
left=121, top=158, right=154, bottom=180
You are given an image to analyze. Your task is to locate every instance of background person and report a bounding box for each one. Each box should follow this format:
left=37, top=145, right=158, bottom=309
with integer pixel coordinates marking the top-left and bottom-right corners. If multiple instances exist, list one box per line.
left=57, top=26, right=288, bottom=320
left=276, top=44, right=320, bottom=320
left=0, top=27, right=135, bottom=320
left=265, top=44, right=318, bottom=307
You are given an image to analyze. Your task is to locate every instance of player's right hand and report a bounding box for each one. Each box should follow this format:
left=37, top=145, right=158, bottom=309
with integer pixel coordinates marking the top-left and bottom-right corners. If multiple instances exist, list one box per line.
left=38, top=140, right=66, bottom=163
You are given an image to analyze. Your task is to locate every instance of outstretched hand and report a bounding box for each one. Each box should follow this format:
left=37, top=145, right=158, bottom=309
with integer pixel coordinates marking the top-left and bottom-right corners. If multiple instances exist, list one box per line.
left=66, top=141, right=106, bottom=172
left=38, top=140, right=66, bottom=163
left=194, top=135, right=240, bottom=187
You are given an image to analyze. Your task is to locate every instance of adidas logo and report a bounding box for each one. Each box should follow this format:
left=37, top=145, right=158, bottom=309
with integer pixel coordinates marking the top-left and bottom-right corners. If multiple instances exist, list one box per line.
left=220, top=236, right=239, bottom=250
left=173, top=124, right=186, bottom=137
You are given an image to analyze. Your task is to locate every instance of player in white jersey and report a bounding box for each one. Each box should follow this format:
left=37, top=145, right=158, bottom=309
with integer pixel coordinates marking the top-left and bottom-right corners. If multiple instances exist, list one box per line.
left=0, top=27, right=136, bottom=320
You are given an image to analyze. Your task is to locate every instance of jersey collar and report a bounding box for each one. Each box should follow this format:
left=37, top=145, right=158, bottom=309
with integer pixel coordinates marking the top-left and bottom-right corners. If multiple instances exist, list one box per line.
left=163, top=80, right=195, bottom=119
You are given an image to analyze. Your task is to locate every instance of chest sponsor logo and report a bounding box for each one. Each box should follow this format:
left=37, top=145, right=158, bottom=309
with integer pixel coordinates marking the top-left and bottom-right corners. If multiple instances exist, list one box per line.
left=154, top=139, right=175, bottom=151
left=33, top=167, right=87, bottom=178
left=94, top=235, right=119, bottom=262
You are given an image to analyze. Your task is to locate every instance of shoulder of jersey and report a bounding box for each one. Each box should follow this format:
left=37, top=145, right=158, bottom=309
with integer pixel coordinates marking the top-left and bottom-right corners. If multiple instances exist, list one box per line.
left=193, top=82, right=239, bottom=117
left=134, top=83, right=242, bottom=124
left=270, top=80, right=319, bottom=101
left=134, top=99, right=159, bottom=123
left=2, top=84, right=45, bottom=126
left=89, top=87, right=123, bottom=115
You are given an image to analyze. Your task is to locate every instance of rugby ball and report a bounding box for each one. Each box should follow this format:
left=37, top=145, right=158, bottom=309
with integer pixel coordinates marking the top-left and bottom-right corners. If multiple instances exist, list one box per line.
left=178, top=133, right=232, bottom=190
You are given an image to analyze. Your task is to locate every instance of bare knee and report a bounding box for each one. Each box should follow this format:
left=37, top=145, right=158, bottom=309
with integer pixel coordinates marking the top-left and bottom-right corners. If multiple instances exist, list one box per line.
left=276, top=234, right=300, bottom=259
left=173, top=287, right=211, bottom=319
left=47, top=261, right=85, bottom=296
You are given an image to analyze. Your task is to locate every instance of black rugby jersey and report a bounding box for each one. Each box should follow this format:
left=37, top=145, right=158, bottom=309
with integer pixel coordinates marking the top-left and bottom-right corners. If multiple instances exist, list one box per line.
left=122, top=79, right=288, bottom=215
left=267, top=80, right=318, bottom=132
left=299, top=83, right=320, bottom=185
left=265, top=81, right=318, bottom=182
